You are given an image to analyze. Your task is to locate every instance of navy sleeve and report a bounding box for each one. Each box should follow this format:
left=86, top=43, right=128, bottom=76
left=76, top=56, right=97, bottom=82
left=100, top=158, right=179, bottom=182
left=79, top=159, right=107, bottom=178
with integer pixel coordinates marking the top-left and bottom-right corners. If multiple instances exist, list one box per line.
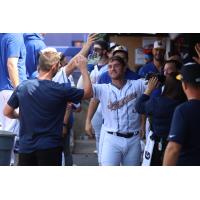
left=168, top=107, right=187, bottom=145
left=135, top=94, right=155, bottom=115
left=7, top=88, right=19, bottom=109
left=64, top=87, right=84, bottom=104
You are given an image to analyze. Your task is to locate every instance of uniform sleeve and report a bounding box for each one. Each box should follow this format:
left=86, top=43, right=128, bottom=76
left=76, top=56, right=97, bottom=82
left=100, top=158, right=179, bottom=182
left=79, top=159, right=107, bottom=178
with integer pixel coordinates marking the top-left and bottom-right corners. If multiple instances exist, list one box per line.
left=7, top=88, right=19, bottom=109
left=168, top=107, right=187, bottom=145
left=7, top=36, right=21, bottom=58
left=135, top=94, right=154, bottom=115
left=92, top=84, right=104, bottom=100
left=137, top=79, right=147, bottom=96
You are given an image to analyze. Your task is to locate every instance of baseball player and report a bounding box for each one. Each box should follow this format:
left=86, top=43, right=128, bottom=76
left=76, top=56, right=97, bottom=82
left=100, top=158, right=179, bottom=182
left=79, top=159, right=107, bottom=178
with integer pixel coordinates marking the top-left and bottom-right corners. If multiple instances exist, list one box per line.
left=92, top=56, right=146, bottom=166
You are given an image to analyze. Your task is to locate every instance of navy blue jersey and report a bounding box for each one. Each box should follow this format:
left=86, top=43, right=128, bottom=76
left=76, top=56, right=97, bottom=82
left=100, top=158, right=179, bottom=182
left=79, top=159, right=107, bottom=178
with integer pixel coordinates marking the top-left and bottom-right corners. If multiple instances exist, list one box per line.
left=168, top=100, right=200, bottom=166
left=8, top=79, right=84, bottom=153
left=136, top=94, right=182, bottom=138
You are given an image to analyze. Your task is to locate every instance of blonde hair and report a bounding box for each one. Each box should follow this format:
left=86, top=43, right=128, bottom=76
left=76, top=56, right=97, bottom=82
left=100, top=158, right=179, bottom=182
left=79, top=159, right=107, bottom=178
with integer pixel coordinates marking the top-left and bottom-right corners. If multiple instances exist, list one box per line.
left=38, top=51, right=60, bottom=72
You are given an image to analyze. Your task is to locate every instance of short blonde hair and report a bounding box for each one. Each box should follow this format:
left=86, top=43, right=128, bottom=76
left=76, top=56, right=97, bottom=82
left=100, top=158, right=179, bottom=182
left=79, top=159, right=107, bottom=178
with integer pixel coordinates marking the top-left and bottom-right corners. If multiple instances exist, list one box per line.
left=38, top=51, right=61, bottom=71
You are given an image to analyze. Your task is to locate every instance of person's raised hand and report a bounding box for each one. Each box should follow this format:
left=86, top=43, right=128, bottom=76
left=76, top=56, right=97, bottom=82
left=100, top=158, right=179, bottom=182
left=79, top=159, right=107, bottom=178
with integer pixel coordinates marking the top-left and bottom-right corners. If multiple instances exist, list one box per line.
left=144, top=77, right=159, bottom=95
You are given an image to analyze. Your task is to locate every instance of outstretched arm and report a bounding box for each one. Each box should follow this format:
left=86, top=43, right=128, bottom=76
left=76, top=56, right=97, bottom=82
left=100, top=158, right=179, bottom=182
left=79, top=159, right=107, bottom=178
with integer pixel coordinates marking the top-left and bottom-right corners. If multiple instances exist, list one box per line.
left=75, top=55, right=93, bottom=100
left=79, top=33, right=97, bottom=57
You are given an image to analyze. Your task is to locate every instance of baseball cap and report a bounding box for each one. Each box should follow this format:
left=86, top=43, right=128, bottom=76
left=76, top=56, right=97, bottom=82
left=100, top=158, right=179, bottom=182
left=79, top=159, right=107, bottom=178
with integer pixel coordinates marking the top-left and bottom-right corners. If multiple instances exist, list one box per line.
left=153, top=40, right=165, bottom=49
left=176, top=62, right=200, bottom=85
left=108, top=42, right=118, bottom=52
left=112, top=45, right=128, bottom=55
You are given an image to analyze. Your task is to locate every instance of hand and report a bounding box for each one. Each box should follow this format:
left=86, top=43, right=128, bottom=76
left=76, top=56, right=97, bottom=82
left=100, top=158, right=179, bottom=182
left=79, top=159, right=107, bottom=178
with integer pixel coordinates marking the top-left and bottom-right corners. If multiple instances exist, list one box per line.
left=85, top=121, right=94, bottom=139
left=193, top=43, right=200, bottom=64
left=74, top=55, right=88, bottom=72
left=66, top=103, right=73, bottom=111
left=87, top=33, right=98, bottom=45
left=144, top=77, right=159, bottom=95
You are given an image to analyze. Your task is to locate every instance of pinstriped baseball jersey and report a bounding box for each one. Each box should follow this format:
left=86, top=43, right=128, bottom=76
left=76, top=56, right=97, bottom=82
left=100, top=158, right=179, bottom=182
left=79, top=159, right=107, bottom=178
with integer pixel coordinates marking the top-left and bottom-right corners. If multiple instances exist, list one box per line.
left=93, top=79, right=146, bottom=133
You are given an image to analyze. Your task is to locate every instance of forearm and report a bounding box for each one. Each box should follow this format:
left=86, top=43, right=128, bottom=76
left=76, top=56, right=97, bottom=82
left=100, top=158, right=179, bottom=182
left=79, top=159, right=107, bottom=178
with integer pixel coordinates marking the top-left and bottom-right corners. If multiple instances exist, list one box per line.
left=86, top=99, right=99, bottom=123
left=7, top=58, right=19, bottom=88
left=5, top=110, right=19, bottom=119
left=81, top=69, right=93, bottom=99
left=163, top=142, right=181, bottom=166
left=79, top=43, right=92, bottom=57
left=63, top=108, right=72, bottom=125
left=65, top=61, right=77, bottom=77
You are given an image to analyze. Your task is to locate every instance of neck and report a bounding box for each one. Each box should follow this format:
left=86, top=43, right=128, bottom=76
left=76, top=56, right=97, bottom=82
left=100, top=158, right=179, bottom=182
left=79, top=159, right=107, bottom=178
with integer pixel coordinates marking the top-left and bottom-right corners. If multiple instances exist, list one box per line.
left=153, top=59, right=163, bottom=72
left=186, top=89, right=200, bottom=100
left=38, top=70, right=53, bottom=80
left=112, top=79, right=126, bottom=89
left=98, top=56, right=108, bottom=66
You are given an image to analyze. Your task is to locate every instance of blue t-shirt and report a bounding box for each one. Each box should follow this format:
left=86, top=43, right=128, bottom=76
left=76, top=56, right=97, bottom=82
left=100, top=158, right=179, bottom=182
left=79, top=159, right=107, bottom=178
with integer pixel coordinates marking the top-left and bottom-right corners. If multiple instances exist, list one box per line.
left=135, top=94, right=182, bottom=138
left=0, top=33, right=27, bottom=91
left=24, top=33, right=46, bottom=78
left=98, top=68, right=140, bottom=84
left=168, top=100, right=200, bottom=166
left=138, top=62, right=163, bottom=97
left=7, top=79, right=84, bottom=153
left=138, top=62, right=160, bottom=78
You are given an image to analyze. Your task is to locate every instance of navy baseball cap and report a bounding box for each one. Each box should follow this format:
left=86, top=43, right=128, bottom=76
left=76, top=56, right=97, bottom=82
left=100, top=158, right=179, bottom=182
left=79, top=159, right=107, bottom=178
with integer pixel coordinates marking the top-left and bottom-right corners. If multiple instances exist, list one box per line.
left=176, top=62, right=200, bottom=85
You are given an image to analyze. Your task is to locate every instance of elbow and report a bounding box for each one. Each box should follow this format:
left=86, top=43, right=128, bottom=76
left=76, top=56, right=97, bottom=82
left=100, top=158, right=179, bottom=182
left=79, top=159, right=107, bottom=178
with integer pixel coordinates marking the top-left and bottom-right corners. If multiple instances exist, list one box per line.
left=3, top=107, right=10, bottom=118
left=3, top=104, right=14, bottom=119
left=83, top=89, right=93, bottom=100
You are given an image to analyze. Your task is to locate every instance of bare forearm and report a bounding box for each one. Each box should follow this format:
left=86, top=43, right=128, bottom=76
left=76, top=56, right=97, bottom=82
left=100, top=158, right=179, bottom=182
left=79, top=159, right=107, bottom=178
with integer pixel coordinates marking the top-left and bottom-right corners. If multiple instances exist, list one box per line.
left=81, top=69, right=93, bottom=99
left=163, top=142, right=181, bottom=166
left=86, top=99, right=99, bottom=122
left=7, top=58, right=19, bottom=88
left=5, top=110, right=19, bottom=119
left=79, top=43, right=92, bottom=57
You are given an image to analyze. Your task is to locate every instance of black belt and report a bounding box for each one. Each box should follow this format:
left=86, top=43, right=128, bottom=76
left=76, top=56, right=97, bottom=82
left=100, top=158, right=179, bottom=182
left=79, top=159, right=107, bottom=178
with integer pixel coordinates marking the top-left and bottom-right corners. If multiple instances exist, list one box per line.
left=107, top=131, right=139, bottom=138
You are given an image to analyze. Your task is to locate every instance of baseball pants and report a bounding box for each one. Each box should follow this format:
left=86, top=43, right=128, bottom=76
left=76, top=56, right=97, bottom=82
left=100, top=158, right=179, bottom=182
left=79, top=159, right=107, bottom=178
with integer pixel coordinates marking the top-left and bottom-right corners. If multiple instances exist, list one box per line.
left=100, top=129, right=141, bottom=166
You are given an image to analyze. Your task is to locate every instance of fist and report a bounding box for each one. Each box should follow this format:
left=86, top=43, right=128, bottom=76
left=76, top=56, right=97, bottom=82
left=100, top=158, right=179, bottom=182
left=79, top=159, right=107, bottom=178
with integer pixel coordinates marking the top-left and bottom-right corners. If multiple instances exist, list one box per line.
left=75, top=55, right=88, bottom=69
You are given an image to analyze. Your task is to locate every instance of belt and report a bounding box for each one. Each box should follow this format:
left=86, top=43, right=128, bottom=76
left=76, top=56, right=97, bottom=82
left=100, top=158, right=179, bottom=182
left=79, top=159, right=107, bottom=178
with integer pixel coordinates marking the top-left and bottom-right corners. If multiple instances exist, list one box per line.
left=107, top=131, right=139, bottom=138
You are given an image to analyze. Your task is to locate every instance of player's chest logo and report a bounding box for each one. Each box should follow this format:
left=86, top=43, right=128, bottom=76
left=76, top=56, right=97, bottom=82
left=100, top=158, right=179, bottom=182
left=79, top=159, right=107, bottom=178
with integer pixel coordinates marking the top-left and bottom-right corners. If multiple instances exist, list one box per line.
left=107, top=92, right=137, bottom=111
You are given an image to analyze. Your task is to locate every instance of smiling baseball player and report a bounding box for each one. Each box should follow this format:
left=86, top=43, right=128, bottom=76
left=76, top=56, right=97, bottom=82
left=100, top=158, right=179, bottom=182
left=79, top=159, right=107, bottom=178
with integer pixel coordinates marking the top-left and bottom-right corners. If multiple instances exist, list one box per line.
left=92, top=56, right=146, bottom=166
